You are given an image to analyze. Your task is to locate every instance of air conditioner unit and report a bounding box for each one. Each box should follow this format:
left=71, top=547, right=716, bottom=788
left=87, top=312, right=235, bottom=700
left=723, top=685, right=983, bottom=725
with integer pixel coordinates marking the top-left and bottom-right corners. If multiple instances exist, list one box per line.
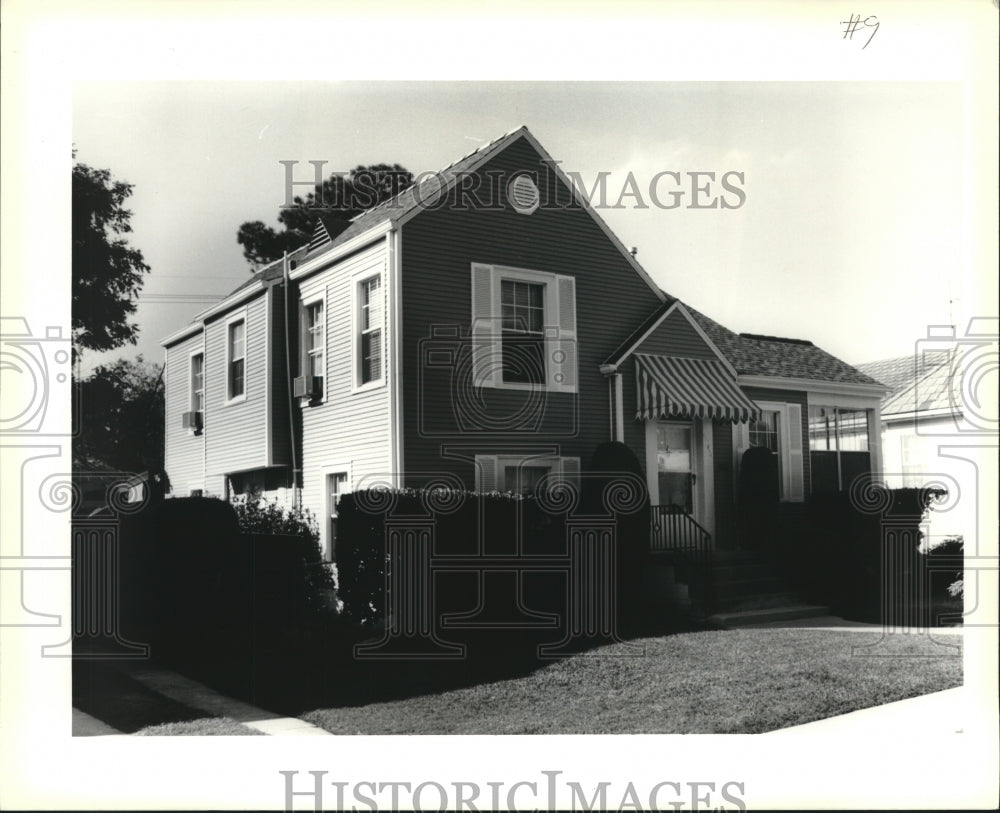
left=293, top=376, right=323, bottom=399
left=181, top=411, right=203, bottom=430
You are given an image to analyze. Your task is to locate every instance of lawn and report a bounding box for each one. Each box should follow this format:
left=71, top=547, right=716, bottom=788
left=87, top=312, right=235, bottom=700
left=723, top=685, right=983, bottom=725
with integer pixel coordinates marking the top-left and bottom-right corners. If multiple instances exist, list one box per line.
left=135, top=717, right=264, bottom=736
left=302, top=628, right=962, bottom=734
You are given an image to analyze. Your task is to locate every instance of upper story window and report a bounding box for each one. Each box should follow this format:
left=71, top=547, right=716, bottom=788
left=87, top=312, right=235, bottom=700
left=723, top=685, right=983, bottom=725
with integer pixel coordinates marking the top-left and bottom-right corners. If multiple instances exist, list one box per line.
left=306, top=301, right=324, bottom=378
left=228, top=319, right=246, bottom=400
left=500, top=279, right=545, bottom=385
left=190, top=352, right=204, bottom=413
left=470, top=263, right=577, bottom=393
left=808, top=406, right=872, bottom=493
left=359, top=275, right=383, bottom=386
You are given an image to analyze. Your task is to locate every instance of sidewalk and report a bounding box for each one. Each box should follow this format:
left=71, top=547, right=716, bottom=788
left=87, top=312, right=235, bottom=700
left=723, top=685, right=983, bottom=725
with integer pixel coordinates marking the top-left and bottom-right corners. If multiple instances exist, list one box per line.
left=73, top=663, right=331, bottom=736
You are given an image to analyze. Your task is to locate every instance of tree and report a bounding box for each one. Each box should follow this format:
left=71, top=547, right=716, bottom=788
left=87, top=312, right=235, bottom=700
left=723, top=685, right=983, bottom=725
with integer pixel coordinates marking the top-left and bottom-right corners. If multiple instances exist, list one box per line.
left=72, top=159, right=150, bottom=354
left=73, top=355, right=164, bottom=474
left=237, top=163, right=413, bottom=268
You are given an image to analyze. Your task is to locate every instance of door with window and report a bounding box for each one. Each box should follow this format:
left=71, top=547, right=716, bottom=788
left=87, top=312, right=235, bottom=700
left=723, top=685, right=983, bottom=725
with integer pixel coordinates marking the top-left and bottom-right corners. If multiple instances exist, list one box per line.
left=656, top=423, right=695, bottom=514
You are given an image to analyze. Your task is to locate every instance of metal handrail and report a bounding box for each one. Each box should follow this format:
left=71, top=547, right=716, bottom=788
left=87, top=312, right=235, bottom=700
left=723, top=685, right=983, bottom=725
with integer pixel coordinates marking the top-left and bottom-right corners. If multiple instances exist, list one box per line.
left=649, top=504, right=712, bottom=562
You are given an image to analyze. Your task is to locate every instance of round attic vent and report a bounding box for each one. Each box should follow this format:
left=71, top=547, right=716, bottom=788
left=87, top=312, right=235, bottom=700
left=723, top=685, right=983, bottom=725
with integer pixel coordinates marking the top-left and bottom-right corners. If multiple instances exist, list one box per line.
left=506, top=173, right=540, bottom=215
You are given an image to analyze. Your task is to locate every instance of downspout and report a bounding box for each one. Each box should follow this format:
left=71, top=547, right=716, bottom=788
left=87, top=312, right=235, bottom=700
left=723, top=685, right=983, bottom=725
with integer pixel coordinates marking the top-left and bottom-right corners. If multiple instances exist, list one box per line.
left=600, top=363, right=624, bottom=442
left=282, top=250, right=300, bottom=509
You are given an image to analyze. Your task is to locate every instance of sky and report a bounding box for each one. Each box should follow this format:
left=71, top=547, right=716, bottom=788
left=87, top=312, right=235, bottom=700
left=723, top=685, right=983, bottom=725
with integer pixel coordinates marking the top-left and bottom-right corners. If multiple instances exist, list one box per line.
left=71, top=80, right=985, bottom=374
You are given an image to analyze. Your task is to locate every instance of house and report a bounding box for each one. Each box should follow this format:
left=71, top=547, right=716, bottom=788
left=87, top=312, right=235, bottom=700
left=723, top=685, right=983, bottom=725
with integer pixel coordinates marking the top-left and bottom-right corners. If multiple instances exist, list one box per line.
left=857, top=339, right=979, bottom=548
left=163, top=126, right=887, bottom=568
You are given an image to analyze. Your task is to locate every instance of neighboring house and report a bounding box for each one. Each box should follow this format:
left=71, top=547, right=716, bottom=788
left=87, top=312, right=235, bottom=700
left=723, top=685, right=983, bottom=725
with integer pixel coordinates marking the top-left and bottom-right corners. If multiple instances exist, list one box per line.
left=163, top=126, right=887, bottom=563
left=857, top=347, right=972, bottom=547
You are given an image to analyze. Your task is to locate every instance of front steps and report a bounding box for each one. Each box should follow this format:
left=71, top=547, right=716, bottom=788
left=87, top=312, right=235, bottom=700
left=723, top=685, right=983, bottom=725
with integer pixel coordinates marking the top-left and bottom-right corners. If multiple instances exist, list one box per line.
left=653, top=549, right=830, bottom=627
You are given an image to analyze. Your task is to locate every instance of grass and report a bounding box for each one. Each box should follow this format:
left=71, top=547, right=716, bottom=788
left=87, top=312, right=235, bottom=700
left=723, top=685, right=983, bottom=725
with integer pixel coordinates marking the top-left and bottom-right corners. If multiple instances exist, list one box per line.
left=302, top=628, right=963, bottom=734
left=135, top=717, right=264, bottom=736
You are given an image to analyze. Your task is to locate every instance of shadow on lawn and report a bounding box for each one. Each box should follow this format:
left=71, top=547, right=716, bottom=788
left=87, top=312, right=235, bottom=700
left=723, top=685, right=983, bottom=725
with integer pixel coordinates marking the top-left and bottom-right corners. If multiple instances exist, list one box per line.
left=147, top=609, right=698, bottom=717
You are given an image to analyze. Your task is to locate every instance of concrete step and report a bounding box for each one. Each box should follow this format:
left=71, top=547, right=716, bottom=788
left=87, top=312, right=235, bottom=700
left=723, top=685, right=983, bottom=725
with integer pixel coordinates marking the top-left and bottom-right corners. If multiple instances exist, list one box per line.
left=706, top=604, right=832, bottom=629
left=710, top=577, right=786, bottom=598
left=713, top=591, right=801, bottom=612
left=709, top=563, right=776, bottom=582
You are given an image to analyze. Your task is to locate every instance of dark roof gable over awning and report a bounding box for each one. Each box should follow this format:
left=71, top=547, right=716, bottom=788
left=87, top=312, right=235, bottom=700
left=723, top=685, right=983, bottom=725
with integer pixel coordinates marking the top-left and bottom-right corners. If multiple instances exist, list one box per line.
left=635, top=354, right=761, bottom=423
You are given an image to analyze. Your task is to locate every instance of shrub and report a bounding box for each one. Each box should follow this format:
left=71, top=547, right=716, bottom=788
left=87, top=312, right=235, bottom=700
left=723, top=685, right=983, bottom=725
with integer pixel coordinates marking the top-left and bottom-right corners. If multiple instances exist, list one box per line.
left=336, top=488, right=567, bottom=627
left=230, top=487, right=336, bottom=605
left=922, top=535, right=964, bottom=601
left=804, top=486, right=948, bottom=623
left=583, top=441, right=650, bottom=632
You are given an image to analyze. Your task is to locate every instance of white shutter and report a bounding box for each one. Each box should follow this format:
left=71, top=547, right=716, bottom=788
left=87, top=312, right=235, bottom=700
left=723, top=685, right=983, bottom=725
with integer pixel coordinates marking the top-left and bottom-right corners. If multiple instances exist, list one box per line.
left=470, top=264, right=497, bottom=388
left=548, top=275, right=578, bottom=393
left=786, top=402, right=804, bottom=502
left=475, top=455, right=499, bottom=493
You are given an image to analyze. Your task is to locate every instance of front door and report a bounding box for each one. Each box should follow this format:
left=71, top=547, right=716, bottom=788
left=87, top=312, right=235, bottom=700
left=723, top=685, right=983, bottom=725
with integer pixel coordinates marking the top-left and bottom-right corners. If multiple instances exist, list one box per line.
left=656, top=422, right=695, bottom=513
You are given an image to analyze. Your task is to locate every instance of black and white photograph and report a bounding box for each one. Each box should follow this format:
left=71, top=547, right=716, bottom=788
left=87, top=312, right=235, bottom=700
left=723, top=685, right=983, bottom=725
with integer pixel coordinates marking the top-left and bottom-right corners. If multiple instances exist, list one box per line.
left=1, top=2, right=997, bottom=810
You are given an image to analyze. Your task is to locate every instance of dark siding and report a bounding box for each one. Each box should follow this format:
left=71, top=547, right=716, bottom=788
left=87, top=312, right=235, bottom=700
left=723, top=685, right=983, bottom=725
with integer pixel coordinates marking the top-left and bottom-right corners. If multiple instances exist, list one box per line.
left=400, top=136, right=663, bottom=487
left=741, top=386, right=811, bottom=497
left=634, top=309, right=717, bottom=359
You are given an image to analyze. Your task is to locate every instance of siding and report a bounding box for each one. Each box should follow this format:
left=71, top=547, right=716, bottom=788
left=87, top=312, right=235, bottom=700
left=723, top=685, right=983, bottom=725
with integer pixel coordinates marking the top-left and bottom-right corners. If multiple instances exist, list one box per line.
left=400, top=135, right=664, bottom=488
left=634, top=308, right=717, bottom=359
left=204, top=294, right=269, bottom=478
left=297, top=241, right=392, bottom=522
left=163, top=331, right=205, bottom=495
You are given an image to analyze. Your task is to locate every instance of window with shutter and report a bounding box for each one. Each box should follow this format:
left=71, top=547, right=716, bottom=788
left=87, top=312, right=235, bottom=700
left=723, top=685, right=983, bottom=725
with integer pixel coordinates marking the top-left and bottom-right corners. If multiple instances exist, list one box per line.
left=468, top=263, right=578, bottom=394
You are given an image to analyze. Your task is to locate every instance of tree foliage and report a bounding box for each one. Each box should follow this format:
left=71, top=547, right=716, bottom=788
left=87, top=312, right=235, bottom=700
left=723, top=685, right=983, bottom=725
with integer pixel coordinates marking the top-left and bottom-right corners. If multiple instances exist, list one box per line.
left=72, top=160, right=150, bottom=353
left=73, top=355, right=164, bottom=474
left=236, top=163, right=413, bottom=267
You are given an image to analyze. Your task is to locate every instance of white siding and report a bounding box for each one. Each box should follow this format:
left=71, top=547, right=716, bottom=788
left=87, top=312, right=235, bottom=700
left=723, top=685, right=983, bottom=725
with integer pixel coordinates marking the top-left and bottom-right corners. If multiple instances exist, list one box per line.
left=298, top=242, right=393, bottom=525
left=164, top=331, right=205, bottom=495
left=204, top=295, right=269, bottom=478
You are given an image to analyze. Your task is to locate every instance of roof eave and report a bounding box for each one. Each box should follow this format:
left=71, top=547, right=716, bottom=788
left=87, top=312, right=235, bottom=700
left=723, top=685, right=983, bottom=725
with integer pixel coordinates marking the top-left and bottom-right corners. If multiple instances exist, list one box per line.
left=289, top=220, right=395, bottom=282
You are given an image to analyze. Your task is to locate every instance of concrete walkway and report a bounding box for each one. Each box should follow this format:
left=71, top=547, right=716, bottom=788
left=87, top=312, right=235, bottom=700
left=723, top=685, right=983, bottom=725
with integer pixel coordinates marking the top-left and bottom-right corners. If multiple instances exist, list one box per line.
left=73, top=664, right=332, bottom=736
left=125, top=666, right=332, bottom=736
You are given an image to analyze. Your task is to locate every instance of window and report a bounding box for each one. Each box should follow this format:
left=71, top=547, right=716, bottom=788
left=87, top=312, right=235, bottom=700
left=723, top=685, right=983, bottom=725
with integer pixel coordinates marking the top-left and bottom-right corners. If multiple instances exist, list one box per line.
left=808, top=406, right=873, bottom=493
left=503, top=464, right=551, bottom=495
left=326, top=472, right=349, bottom=561
left=735, top=401, right=804, bottom=502
left=470, top=263, right=577, bottom=393
left=748, top=408, right=782, bottom=495
left=500, top=279, right=545, bottom=385
left=305, top=300, right=324, bottom=387
left=228, top=319, right=245, bottom=400
left=475, top=454, right=580, bottom=494
left=359, top=276, right=383, bottom=385
left=190, top=353, right=204, bottom=414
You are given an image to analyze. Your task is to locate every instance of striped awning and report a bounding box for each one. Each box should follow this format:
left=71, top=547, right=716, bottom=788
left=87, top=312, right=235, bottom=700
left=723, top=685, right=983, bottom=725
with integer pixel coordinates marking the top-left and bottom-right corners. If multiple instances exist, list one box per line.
left=635, top=354, right=761, bottom=423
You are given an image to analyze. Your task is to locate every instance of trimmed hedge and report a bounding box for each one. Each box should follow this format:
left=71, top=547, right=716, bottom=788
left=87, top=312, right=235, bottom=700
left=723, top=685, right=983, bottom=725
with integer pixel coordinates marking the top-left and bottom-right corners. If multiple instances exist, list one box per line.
left=113, top=496, right=336, bottom=660
left=336, top=489, right=565, bottom=626
left=799, top=486, right=948, bottom=624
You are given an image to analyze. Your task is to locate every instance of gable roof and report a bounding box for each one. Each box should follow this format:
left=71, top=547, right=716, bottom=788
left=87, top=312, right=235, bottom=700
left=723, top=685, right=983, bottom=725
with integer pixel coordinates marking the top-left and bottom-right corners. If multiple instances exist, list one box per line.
left=854, top=355, right=921, bottom=396
left=303, top=127, right=528, bottom=261
left=858, top=350, right=961, bottom=416
left=300, top=126, right=666, bottom=302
